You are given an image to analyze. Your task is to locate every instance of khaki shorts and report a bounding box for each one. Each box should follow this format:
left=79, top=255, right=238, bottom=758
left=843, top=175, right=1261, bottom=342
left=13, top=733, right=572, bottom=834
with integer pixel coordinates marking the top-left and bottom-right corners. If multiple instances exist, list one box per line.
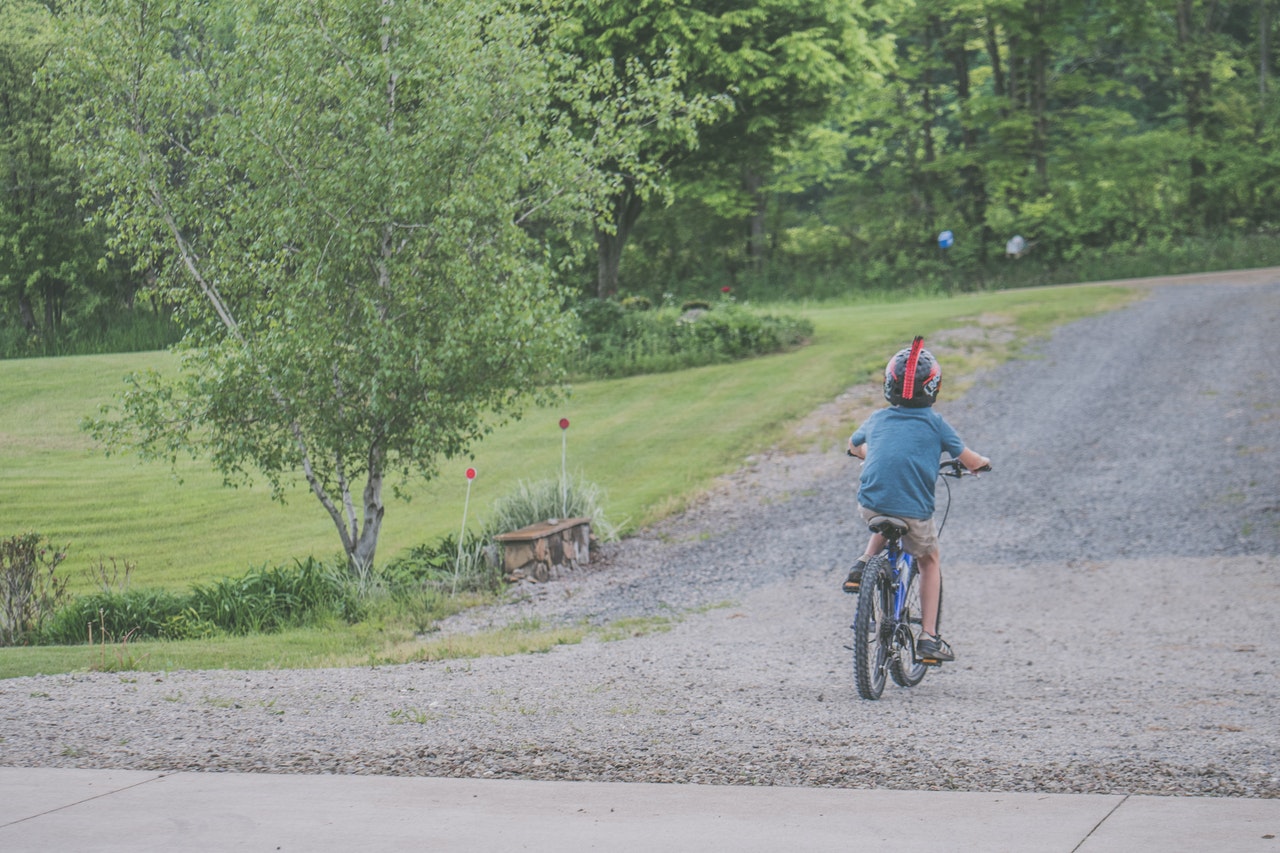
left=859, top=505, right=939, bottom=557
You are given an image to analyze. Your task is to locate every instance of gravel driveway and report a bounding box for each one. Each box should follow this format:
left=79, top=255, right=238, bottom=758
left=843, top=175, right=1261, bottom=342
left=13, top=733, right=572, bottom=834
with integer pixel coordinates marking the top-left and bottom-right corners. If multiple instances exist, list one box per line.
left=2, top=273, right=1278, bottom=797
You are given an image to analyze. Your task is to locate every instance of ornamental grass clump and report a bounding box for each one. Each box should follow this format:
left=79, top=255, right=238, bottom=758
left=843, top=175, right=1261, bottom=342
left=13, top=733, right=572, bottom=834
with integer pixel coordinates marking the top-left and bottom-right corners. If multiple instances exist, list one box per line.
left=484, top=474, right=621, bottom=544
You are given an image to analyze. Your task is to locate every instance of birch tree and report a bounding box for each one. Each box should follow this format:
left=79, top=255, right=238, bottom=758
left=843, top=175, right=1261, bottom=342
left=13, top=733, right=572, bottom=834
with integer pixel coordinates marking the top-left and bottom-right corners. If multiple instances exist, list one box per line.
left=56, top=0, right=659, bottom=576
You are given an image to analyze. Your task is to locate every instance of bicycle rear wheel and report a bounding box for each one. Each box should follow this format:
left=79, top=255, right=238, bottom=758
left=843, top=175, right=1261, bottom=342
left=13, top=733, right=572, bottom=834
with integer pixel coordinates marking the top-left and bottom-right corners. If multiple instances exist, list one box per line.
left=852, top=555, right=890, bottom=700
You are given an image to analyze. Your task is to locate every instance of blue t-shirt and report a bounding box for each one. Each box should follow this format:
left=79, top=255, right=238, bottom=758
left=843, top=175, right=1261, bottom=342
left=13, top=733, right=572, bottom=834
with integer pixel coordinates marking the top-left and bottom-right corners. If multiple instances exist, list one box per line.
left=850, top=406, right=965, bottom=519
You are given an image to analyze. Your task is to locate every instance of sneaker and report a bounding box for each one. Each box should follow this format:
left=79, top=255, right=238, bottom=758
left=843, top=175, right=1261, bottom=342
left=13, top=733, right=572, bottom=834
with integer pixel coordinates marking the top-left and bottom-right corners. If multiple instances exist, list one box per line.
left=917, top=633, right=955, bottom=663
left=842, top=559, right=867, bottom=594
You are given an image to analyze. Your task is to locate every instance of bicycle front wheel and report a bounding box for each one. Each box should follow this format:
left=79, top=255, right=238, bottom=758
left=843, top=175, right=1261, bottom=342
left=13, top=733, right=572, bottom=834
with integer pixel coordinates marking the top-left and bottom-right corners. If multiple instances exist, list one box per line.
left=852, top=555, right=890, bottom=700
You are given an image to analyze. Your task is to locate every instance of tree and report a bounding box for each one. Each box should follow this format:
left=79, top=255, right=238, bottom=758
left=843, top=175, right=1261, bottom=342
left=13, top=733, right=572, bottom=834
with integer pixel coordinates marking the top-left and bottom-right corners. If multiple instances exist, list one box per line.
left=0, top=0, right=104, bottom=341
left=540, top=0, right=893, bottom=296
left=55, top=0, right=638, bottom=576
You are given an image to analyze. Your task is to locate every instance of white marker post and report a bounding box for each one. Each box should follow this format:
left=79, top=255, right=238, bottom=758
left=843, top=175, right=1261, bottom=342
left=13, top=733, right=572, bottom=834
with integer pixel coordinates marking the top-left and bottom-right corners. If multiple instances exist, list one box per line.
left=453, top=467, right=477, bottom=595
left=558, top=418, right=570, bottom=518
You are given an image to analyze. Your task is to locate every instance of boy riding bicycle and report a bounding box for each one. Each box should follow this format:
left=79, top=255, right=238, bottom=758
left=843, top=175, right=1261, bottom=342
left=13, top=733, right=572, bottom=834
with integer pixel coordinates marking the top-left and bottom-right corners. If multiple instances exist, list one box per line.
left=844, top=336, right=990, bottom=663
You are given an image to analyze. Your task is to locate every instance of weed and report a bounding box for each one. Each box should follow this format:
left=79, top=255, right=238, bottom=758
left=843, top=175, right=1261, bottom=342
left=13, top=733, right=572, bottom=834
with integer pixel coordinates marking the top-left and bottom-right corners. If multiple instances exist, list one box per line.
left=597, top=615, right=677, bottom=641
left=389, top=707, right=434, bottom=725
left=87, top=615, right=148, bottom=673
left=89, top=556, right=135, bottom=594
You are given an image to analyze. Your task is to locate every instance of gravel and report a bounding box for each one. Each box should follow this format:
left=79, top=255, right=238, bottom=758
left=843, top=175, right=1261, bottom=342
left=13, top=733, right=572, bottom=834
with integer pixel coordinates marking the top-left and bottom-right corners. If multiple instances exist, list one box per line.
left=2, top=274, right=1278, bottom=797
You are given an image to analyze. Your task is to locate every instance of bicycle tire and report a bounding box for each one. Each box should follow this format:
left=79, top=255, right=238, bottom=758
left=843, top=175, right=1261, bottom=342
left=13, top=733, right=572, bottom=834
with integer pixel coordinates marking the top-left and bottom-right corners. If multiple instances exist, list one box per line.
left=890, top=563, right=928, bottom=687
left=852, top=555, right=890, bottom=700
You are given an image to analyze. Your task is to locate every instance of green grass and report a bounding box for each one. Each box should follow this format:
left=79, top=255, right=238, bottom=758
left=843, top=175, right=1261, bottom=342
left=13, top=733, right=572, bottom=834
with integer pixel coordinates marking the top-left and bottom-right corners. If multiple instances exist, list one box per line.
left=0, top=284, right=1138, bottom=677
left=2, top=285, right=1135, bottom=591
left=0, top=611, right=687, bottom=678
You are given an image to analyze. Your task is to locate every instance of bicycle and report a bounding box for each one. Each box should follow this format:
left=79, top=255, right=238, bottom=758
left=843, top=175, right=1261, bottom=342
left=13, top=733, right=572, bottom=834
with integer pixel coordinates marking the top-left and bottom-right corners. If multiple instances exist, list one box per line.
left=847, top=456, right=990, bottom=700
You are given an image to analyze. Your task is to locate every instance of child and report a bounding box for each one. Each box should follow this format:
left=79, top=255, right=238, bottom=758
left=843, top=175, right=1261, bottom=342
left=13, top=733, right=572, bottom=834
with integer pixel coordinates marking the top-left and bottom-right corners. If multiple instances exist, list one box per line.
left=844, top=336, right=989, bottom=663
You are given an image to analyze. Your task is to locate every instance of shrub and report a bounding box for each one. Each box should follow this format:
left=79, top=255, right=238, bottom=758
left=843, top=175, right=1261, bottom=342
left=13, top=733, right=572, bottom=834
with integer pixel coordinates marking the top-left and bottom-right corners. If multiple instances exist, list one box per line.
left=573, top=299, right=813, bottom=379
left=189, top=558, right=359, bottom=634
left=0, top=308, right=182, bottom=360
left=0, top=533, right=70, bottom=646
left=381, top=533, right=495, bottom=593
left=38, top=558, right=359, bottom=644
left=620, top=295, right=652, bottom=311
left=41, top=588, right=200, bottom=645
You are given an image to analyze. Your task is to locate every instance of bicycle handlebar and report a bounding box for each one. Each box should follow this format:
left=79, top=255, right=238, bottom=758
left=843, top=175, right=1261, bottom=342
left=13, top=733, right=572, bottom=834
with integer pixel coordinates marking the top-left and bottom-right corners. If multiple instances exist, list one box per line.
left=846, top=449, right=992, bottom=476
left=939, top=457, right=992, bottom=477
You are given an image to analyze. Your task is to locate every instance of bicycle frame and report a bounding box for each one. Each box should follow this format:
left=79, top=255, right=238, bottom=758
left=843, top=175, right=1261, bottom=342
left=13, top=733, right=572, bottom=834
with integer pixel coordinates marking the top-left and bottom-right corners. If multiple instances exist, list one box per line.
left=885, top=542, right=914, bottom=627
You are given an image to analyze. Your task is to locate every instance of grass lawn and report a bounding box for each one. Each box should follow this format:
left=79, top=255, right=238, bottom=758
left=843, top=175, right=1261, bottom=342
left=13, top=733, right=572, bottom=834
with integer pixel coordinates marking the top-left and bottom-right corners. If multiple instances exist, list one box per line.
left=0, top=284, right=1137, bottom=676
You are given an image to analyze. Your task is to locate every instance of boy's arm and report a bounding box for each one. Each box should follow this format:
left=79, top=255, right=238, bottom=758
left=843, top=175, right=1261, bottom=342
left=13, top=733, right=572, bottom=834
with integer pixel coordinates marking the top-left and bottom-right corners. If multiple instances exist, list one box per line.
left=847, top=439, right=866, bottom=459
left=957, top=447, right=990, bottom=472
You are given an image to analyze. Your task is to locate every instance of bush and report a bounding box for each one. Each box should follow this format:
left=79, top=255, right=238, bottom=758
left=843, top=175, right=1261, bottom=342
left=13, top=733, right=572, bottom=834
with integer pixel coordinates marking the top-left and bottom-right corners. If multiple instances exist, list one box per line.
left=189, top=558, right=359, bottom=634
left=37, top=557, right=360, bottom=645
left=381, top=533, right=495, bottom=593
left=41, top=588, right=201, bottom=645
left=0, top=307, right=181, bottom=360
left=574, top=300, right=812, bottom=379
left=0, top=533, right=70, bottom=646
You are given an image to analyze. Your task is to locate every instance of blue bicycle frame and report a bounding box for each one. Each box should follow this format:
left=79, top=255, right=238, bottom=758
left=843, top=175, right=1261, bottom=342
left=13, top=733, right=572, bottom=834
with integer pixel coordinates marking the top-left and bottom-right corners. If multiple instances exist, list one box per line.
left=887, top=545, right=914, bottom=626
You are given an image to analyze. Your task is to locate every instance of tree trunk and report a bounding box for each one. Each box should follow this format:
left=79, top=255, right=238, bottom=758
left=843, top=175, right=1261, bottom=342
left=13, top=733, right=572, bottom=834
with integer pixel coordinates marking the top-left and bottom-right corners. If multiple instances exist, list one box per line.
left=744, top=167, right=767, bottom=269
left=1263, top=0, right=1271, bottom=97
left=947, top=21, right=989, bottom=254
left=350, top=466, right=384, bottom=577
left=922, top=19, right=937, bottom=167
left=17, top=294, right=38, bottom=333
left=594, top=182, right=645, bottom=299
left=1177, top=0, right=1212, bottom=224
left=1030, top=2, right=1050, bottom=191
left=986, top=22, right=1007, bottom=104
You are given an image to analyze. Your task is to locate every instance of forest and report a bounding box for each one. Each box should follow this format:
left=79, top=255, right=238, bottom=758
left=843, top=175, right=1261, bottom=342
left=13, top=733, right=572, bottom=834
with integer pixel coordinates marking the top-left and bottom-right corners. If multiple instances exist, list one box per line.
left=2, top=0, right=1279, bottom=356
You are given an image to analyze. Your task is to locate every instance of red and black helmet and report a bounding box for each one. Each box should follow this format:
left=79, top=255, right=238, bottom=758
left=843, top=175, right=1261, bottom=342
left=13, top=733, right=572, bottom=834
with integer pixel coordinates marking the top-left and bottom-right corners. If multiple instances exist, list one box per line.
left=884, top=336, right=942, bottom=407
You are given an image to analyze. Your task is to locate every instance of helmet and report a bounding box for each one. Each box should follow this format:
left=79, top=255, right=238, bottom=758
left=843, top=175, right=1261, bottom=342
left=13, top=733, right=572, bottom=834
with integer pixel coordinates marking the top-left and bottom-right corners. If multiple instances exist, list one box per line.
left=884, top=336, right=941, bottom=407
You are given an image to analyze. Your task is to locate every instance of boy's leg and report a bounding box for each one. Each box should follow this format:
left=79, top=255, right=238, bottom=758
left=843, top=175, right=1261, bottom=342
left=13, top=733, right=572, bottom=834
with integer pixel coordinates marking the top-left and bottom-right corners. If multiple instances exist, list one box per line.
left=916, top=547, right=942, bottom=636
left=915, top=545, right=955, bottom=661
left=844, top=513, right=887, bottom=592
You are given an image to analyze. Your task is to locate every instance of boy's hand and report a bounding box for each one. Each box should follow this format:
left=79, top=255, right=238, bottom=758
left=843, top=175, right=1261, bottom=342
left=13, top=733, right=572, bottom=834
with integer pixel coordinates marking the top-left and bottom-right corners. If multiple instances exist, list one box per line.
left=957, top=448, right=989, bottom=472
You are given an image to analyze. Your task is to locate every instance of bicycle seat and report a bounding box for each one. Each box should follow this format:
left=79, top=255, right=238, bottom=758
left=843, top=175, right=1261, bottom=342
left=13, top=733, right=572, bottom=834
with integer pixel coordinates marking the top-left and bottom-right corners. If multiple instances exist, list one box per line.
left=867, top=515, right=910, bottom=538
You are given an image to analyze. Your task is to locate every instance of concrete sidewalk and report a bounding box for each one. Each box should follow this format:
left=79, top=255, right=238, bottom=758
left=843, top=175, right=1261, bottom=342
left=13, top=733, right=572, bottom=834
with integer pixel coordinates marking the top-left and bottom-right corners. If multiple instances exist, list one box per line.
left=2, top=767, right=1277, bottom=852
